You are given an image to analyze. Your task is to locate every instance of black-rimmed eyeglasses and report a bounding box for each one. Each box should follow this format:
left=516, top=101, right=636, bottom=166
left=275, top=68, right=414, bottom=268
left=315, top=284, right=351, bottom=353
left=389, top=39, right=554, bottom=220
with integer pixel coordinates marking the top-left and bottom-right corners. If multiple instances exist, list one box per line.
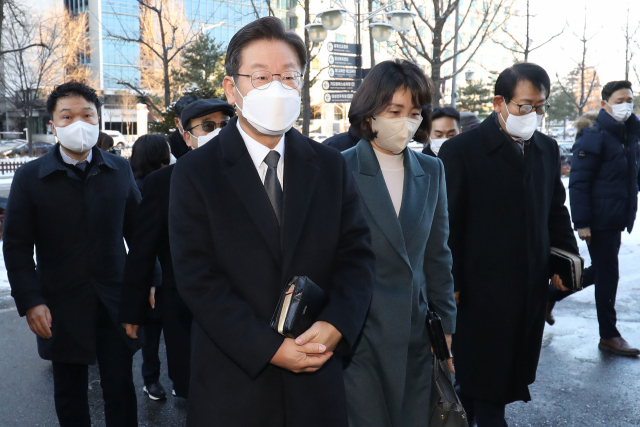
left=509, top=100, right=551, bottom=115
left=236, top=70, right=303, bottom=90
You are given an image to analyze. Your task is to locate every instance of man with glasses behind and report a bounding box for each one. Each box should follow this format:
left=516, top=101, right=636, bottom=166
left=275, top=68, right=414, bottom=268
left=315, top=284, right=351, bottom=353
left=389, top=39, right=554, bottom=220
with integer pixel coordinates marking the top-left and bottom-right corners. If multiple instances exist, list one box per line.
left=119, top=98, right=235, bottom=400
left=438, top=63, right=578, bottom=427
left=167, top=17, right=375, bottom=427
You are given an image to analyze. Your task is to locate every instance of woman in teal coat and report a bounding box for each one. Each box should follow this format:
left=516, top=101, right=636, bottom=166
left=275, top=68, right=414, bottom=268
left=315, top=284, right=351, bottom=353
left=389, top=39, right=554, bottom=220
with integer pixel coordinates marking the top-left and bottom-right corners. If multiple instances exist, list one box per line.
left=341, top=60, right=457, bottom=427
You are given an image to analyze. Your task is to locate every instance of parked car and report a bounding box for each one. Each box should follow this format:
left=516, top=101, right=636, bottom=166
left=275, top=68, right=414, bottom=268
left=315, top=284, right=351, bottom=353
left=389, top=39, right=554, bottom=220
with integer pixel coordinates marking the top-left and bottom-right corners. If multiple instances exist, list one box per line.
left=0, top=141, right=55, bottom=158
left=558, top=142, right=573, bottom=176
left=103, top=130, right=130, bottom=149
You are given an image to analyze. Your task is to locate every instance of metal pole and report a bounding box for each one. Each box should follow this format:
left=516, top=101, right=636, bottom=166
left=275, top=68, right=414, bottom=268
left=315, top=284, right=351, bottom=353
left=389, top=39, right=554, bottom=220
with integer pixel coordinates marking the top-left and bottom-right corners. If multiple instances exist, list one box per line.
left=356, top=0, right=362, bottom=83
left=450, top=0, right=460, bottom=108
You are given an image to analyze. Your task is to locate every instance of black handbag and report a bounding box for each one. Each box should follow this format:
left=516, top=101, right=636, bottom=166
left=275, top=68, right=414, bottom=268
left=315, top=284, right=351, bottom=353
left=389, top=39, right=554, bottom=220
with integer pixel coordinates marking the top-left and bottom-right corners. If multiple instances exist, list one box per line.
left=427, top=310, right=469, bottom=427
left=270, top=276, right=328, bottom=338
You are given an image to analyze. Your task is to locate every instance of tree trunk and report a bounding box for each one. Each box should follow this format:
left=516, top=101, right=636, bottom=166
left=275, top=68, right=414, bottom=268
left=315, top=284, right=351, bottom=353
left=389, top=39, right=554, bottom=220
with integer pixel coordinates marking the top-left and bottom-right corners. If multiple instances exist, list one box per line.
left=431, top=19, right=445, bottom=107
left=301, top=0, right=311, bottom=137
left=524, top=0, right=530, bottom=61
left=163, top=57, right=171, bottom=108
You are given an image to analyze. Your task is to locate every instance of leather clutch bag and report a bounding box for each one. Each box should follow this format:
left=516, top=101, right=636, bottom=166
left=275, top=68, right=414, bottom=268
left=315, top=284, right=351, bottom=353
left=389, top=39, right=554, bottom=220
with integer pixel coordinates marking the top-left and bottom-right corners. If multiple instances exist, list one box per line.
left=550, top=247, right=584, bottom=292
left=426, top=309, right=451, bottom=362
left=270, top=276, right=328, bottom=338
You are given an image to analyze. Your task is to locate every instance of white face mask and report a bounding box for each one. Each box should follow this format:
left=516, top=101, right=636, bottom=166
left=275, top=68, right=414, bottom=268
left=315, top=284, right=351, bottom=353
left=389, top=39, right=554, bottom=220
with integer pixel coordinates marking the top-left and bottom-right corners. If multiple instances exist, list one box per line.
left=189, top=127, right=220, bottom=148
left=430, top=138, right=447, bottom=155
left=233, top=78, right=301, bottom=136
left=371, top=116, right=423, bottom=154
left=606, top=101, right=633, bottom=122
left=54, top=120, right=99, bottom=153
left=500, top=101, right=538, bottom=140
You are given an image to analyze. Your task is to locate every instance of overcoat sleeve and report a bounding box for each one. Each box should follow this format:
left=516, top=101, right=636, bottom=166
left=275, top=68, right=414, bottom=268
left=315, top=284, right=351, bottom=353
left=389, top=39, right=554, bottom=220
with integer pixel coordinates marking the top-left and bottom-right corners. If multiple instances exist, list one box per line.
left=549, top=142, right=579, bottom=254
left=316, top=155, right=375, bottom=353
left=438, top=140, right=468, bottom=293
left=568, top=131, right=603, bottom=230
left=169, top=162, right=285, bottom=380
left=119, top=172, right=161, bottom=325
left=3, top=168, right=46, bottom=316
left=423, top=159, right=457, bottom=334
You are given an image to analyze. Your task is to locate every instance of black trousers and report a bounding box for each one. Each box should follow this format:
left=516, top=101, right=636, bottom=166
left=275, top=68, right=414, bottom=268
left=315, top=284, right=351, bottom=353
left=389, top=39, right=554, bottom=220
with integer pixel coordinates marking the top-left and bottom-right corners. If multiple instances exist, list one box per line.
left=162, top=286, right=193, bottom=398
left=548, top=230, right=621, bottom=339
left=52, top=300, right=137, bottom=427
left=458, top=389, right=508, bottom=427
left=141, top=317, right=164, bottom=386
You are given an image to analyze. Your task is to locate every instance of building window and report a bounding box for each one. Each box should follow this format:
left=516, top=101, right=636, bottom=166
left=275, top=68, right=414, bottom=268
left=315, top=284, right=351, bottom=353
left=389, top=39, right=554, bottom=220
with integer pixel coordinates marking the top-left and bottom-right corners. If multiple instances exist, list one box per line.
left=288, top=16, right=298, bottom=29
left=334, top=105, right=344, bottom=120
left=311, top=58, right=320, bottom=70
left=336, top=34, right=345, bottom=43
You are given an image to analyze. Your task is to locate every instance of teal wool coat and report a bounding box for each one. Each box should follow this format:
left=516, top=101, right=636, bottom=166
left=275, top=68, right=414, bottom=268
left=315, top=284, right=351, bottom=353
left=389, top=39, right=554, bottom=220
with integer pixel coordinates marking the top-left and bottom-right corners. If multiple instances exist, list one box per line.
left=342, top=141, right=457, bottom=427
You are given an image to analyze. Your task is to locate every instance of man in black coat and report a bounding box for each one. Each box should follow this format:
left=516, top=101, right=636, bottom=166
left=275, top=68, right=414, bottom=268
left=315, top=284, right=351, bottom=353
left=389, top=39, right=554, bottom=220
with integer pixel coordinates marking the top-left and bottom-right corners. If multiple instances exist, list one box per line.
left=168, top=17, right=375, bottom=427
left=3, top=82, right=140, bottom=426
left=548, top=80, right=640, bottom=356
left=168, top=95, right=200, bottom=159
left=439, top=63, right=578, bottom=427
left=119, top=98, right=236, bottom=399
left=324, top=126, right=360, bottom=152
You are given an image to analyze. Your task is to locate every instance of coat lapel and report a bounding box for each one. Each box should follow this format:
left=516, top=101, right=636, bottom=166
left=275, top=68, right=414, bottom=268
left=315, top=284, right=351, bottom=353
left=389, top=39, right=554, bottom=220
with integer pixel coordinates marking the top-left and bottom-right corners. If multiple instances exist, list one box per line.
left=398, top=149, right=430, bottom=250
left=353, top=141, right=411, bottom=269
left=281, top=130, right=319, bottom=274
left=221, top=118, right=282, bottom=265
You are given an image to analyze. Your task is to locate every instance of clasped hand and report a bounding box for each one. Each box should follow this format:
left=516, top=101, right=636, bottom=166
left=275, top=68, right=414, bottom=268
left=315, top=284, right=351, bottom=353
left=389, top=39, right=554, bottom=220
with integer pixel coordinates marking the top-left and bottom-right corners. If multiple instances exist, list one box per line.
left=270, top=321, right=342, bottom=374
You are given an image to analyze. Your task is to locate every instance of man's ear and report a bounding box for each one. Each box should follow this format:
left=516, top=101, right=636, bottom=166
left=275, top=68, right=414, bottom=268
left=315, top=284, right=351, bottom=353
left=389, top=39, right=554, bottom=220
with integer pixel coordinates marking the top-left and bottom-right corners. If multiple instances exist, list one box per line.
left=183, top=131, right=193, bottom=148
left=50, top=120, right=57, bottom=138
left=223, top=76, right=236, bottom=106
left=493, top=96, right=504, bottom=113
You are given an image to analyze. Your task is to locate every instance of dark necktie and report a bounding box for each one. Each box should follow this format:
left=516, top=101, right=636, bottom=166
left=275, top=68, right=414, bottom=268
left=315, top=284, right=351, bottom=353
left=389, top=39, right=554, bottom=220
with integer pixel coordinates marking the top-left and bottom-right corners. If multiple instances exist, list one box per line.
left=264, top=150, right=283, bottom=225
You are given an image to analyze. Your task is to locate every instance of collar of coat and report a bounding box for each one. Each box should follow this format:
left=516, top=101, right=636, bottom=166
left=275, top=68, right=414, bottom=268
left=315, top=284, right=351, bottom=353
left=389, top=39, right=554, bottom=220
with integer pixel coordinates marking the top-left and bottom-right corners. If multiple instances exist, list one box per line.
left=596, top=108, right=640, bottom=144
left=38, top=144, right=119, bottom=179
left=482, top=112, right=545, bottom=154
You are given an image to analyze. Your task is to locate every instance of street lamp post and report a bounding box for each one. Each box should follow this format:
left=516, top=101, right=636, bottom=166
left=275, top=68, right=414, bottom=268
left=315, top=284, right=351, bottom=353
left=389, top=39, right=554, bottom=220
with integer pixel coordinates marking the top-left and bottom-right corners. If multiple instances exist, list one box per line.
left=306, top=0, right=416, bottom=88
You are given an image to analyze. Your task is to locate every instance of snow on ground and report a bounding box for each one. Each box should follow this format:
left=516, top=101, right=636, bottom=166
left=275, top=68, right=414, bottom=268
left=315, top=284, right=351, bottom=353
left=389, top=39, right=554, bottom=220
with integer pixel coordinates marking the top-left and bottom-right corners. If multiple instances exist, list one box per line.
left=0, top=177, right=639, bottom=295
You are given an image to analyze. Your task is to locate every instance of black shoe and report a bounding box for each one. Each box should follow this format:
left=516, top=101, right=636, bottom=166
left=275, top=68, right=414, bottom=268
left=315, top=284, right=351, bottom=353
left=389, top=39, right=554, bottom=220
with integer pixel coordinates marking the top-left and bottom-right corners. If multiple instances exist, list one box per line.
left=546, top=300, right=556, bottom=326
left=143, top=382, right=167, bottom=400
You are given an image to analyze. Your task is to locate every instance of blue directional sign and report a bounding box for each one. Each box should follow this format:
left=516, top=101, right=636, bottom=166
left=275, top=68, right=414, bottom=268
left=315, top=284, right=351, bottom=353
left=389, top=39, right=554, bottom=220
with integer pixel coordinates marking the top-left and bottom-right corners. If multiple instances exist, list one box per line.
left=329, top=54, right=358, bottom=67
left=328, top=67, right=357, bottom=78
left=327, top=42, right=358, bottom=54
left=324, top=92, right=354, bottom=103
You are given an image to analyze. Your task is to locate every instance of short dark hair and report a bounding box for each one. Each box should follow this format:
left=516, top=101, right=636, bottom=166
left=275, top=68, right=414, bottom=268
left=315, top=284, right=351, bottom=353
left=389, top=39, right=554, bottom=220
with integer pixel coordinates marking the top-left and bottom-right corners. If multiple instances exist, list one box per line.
left=174, top=95, right=201, bottom=119
left=432, top=107, right=460, bottom=125
left=225, top=17, right=307, bottom=77
left=46, top=81, right=101, bottom=115
left=130, top=134, right=171, bottom=181
left=349, top=59, right=433, bottom=143
left=601, top=80, right=633, bottom=102
left=96, top=132, right=114, bottom=151
left=495, top=62, right=551, bottom=100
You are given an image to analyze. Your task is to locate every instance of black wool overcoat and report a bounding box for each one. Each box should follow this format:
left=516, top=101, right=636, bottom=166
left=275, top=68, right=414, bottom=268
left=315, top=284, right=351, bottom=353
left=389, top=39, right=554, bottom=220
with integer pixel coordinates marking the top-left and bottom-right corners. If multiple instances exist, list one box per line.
left=168, top=117, right=376, bottom=427
left=120, top=165, right=177, bottom=325
left=438, top=115, right=578, bottom=404
left=3, top=146, right=141, bottom=364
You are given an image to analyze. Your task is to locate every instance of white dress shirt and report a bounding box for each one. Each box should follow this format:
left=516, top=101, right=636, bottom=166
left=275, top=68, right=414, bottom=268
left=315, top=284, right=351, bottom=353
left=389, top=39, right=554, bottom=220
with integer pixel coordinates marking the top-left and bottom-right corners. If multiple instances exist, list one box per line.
left=237, top=121, right=285, bottom=190
left=59, top=145, right=93, bottom=165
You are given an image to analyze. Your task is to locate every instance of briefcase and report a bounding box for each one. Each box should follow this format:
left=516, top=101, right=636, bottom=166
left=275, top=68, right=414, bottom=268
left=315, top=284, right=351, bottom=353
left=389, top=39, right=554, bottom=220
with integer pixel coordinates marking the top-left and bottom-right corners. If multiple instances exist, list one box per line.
left=270, top=276, right=328, bottom=338
left=550, top=247, right=584, bottom=291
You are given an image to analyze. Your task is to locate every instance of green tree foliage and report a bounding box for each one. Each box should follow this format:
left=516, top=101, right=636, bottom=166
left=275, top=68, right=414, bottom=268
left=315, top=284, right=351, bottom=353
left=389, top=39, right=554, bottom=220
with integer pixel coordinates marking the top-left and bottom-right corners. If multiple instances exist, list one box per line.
left=548, top=84, right=577, bottom=125
left=149, top=33, right=229, bottom=134
left=458, top=79, right=494, bottom=118
left=175, top=32, right=226, bottom=98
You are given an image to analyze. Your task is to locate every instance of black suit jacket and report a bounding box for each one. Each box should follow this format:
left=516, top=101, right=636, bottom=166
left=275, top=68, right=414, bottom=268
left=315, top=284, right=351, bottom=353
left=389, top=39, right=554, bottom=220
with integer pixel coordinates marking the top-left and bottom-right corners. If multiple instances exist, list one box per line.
left=119, top=165, right=175, bottom=325
left=168, top=117, right=375, bottom=427
left=439, top=114, right=578, bottom=404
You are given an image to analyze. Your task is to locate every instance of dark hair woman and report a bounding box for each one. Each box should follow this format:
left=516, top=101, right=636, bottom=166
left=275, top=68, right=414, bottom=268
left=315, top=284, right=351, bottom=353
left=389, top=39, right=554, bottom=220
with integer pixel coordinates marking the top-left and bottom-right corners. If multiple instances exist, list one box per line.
left=341, top=59, right=457, bottom=427
left=130, top=134, right=171, bottom=186
left=128, top=133, right=170, bottom=399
